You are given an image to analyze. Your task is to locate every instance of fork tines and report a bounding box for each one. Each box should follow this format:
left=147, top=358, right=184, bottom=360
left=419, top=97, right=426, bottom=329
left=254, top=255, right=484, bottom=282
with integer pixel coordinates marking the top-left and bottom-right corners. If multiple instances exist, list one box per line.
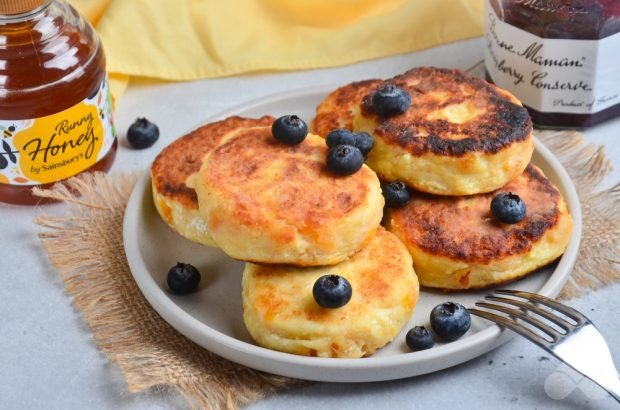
left=469, top=289, right=588, bottom=348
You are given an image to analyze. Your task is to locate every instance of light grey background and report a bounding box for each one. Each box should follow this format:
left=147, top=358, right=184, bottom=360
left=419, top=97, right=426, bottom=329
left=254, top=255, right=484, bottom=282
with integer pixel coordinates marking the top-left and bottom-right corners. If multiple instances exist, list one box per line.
left=1, top=38, right=619, bottom=409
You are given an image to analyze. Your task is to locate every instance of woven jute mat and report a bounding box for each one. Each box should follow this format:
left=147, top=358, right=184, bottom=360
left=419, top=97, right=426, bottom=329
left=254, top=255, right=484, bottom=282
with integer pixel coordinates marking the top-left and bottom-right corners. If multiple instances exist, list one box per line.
left=34, top=130, right=619, bottom=409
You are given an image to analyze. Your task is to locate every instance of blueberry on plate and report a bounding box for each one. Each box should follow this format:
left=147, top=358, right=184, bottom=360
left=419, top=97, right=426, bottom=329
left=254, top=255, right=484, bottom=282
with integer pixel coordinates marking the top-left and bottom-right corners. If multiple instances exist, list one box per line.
left=430, top=302, right=471, bottom=342
left=127, top=117, right=159, bottom=149
left=371, top=84, right=411, bottom=117
left=406, top=326, right=435, bottom=351
left=326, top=145, right=364, bottom=176
left=490, top=192, right=527, bottom=224
left=382, top=181, right=411, bottom=208
left=326, top=129, right=357, bottom=148
left=167, top=262, right=201, bottom=295
left=272, top=115, right=308, bottom=145
left=313, top=274, right=352, bottom=308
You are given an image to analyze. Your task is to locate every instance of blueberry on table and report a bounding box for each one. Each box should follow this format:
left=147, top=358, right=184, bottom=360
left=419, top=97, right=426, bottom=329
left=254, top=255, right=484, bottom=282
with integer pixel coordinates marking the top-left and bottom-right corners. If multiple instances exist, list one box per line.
left=313, top=274, right=353, bottom=308
left=167, top=262, right=201, bottom=295
left=272, top=115, right=308, bottom=145
left=127, top=117, right=159, bottom=149
left=371, top=84, right=411, bottom=117
left=430, top=302, right=471, bottom=342
left=382, top=181, right=411, bottom=208
left=491, top=192, right=527, bottom=224
left=406, top=326, right=435, bottom=351
left=326, top=145, right=364, bottom=176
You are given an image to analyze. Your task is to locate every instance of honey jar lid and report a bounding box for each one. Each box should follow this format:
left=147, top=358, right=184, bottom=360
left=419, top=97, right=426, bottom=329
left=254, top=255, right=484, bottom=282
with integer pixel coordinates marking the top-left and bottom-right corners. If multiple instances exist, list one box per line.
left=0, top=0, right=47, bottom=15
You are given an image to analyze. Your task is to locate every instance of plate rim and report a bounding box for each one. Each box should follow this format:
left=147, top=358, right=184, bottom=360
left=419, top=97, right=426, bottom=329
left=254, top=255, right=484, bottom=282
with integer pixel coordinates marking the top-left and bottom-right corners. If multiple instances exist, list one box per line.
left=123, top=86, right=582, bottom=382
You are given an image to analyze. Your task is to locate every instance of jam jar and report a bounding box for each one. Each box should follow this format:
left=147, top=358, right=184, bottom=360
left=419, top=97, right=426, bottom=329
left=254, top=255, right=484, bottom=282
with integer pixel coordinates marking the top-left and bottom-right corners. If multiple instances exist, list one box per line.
left=484, top=0, right=620, bottom=127
left=0, top=0, right=117, bottom=205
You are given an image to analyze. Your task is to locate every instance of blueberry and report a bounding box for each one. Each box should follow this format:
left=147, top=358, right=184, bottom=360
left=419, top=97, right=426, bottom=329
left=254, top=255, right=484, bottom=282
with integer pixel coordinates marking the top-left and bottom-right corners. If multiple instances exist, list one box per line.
left=381, top=181, right=411, bottom=208
left=127, top=117, right=159, bottom=149
left=430, top=302, right=471, bottom=342
left=272, top=115, right=308, bottom=145
left=353, top=131, right=374, bottom=157
left=167, top=262, right=201, bottom=295
left=406, top=326, right=435, bottom=351
left=371, top=84, right=411, bottom=117
left=326, top=145, right=364, bottom=176
left=326, top=129, right=357, bottom=148
left=312, top=274, right=352, bottom=308
left=326, top=129, right=374, bottom=157
left=490, top=192, right=527, bottom=224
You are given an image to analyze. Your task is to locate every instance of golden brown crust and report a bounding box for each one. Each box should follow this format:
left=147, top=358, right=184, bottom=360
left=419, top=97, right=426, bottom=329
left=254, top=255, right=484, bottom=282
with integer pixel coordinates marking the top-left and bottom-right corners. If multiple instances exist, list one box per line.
left=242, top=227, right=419, bottom=358
left=313, top=67, right=532, bottom=157
left=249, top=228, right=413, bottom=310
left=150, top=115, right=275, bottom=209
left=389, top=164, right=561, bottom=264
left=193, top=128, right=384, bottom=265
left=202, top=129, right=371, bottom=237
left=312, top=79, right=381, bottom=136
left=364, top=67, right=532, bottom=156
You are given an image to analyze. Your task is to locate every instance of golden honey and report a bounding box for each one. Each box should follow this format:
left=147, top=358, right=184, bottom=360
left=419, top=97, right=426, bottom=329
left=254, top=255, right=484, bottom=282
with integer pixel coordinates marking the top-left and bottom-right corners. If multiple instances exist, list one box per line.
left=0, top=0, right=116, bottom=205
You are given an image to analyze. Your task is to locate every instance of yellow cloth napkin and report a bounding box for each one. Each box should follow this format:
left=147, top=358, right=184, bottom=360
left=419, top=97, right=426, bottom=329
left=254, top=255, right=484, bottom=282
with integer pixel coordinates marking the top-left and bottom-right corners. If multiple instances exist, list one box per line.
left=70, top=0, right=484, bottom=99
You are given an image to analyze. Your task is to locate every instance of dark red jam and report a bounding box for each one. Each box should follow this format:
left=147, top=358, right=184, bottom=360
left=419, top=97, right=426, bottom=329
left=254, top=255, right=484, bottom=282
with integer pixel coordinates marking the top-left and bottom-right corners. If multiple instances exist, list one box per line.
left=485, top=0, right=620, bottom=127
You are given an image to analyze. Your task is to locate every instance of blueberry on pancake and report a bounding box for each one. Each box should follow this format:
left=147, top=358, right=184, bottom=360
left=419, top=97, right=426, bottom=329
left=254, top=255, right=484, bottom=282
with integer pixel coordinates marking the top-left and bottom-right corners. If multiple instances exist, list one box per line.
left=242, top=228, right=419, bottom=357
left=386, top=164, right=573, bottom=290
left=312, top=67, right=534, bottom=196
left=192, top=125, right=384, bottom=266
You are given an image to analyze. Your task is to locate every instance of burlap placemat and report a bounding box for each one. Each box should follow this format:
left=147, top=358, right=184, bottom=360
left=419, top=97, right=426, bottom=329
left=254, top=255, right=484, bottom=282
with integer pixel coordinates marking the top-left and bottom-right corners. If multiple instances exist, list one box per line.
left=34, top=130, right=619, bottom=409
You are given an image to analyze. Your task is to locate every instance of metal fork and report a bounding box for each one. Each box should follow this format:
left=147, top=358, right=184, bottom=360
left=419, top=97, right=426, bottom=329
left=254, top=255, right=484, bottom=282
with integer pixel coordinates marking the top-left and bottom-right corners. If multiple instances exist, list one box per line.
left=469, top=289, right=620, bottom=403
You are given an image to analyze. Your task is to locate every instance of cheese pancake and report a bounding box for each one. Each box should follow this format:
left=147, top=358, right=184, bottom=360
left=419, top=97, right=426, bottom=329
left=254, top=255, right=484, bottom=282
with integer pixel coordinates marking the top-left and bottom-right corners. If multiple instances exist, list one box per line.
left=387, top=164, right=573, bottom=290
left=242, top=228, right=419, bottom=358
left=192, top=128, right=384, bottom=266
left=150, top=116, right=275, bottom=247
left=312, top=66, right=534, bottom=195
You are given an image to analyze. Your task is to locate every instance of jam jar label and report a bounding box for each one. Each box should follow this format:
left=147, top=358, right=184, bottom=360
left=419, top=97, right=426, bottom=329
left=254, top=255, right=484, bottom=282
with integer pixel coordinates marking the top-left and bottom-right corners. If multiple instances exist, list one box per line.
left=484, top=0, right=620, bottom=114
left=0, top=77, right=116, bottom=186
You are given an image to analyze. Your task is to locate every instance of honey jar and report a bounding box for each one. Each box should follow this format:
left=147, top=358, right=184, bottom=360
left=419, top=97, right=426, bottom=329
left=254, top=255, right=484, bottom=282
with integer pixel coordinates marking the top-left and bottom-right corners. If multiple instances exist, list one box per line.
left=484, top=0, right=620, bottom=127
left=0, top=0, right=117, bottom=205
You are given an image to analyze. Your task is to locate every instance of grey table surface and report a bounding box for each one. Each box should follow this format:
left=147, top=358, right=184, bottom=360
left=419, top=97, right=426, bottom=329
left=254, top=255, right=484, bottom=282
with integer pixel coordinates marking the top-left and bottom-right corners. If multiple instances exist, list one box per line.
left=1, top=38, right=619, bottom=410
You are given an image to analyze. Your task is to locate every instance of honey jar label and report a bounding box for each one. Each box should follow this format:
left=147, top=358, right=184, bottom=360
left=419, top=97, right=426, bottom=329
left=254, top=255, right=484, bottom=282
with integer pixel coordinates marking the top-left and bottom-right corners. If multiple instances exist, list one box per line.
left=0, top=77, right=116, bottom=185
left=484, top=0, right=620, bottom=114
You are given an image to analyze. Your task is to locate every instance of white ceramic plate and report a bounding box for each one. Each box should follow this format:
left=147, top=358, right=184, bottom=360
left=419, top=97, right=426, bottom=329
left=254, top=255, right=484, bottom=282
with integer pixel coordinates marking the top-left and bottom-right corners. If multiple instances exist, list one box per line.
left=123, top=86, right=582, bottom=382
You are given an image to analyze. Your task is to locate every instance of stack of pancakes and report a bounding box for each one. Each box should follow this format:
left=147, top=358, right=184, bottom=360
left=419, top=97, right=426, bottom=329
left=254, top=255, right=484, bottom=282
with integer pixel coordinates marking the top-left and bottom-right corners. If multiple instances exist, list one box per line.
left=151, top=115, right=419, bottom=358
left=312, top=66, right=573, bottom=290
left=150, top=66, right=573, bottom=358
